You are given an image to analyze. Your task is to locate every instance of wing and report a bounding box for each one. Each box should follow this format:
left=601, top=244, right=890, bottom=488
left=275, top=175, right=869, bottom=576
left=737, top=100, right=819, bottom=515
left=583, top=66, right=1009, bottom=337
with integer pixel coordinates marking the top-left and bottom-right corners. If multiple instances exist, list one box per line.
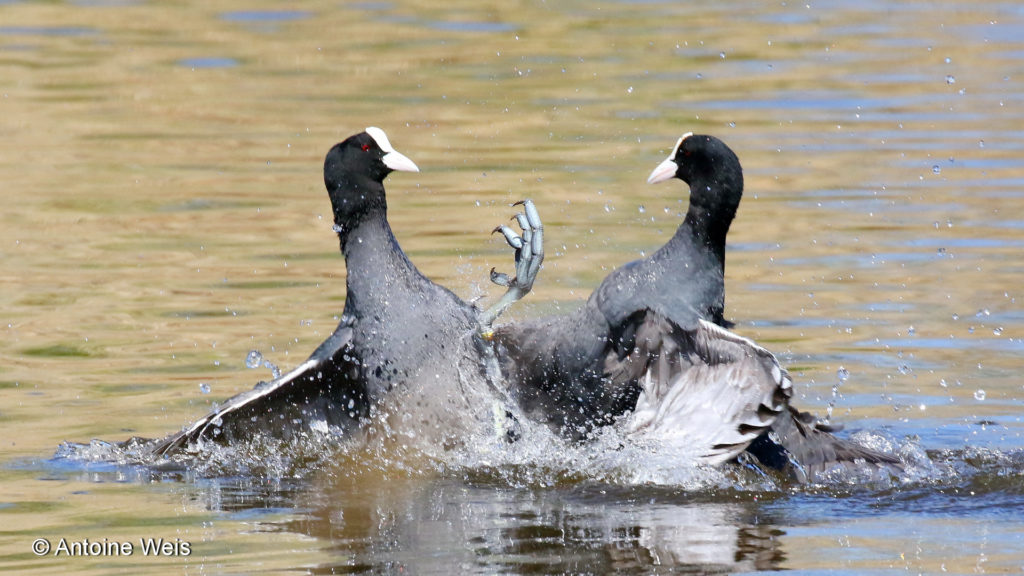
left=606, top=313, right=792, bottom=465
left=592, top=247, right=726, bottom=335
left=747, top=406, right=904, bottom=483
left=151, top=319, right=365, bottom=457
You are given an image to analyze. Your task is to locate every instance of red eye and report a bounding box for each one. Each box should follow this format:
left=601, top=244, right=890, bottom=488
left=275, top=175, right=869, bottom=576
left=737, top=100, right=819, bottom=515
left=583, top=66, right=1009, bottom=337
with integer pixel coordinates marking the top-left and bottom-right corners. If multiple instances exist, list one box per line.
left=361, top=144, right=371, bottom=151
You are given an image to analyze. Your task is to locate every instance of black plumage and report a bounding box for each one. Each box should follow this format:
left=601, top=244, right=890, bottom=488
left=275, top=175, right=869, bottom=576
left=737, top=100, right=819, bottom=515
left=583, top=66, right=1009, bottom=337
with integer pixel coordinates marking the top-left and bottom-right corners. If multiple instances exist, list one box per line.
left=493, top=133, right=901, bottom=478
left=492, top=134, right=790, bottom=465
left=153, top=128, right=524, bottom=457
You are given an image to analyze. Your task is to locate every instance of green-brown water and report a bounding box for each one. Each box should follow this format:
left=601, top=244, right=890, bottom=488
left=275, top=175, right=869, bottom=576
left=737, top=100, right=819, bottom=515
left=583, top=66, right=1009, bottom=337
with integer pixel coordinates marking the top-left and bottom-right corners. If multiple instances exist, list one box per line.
left=2, top=0, right=1023, bottom=573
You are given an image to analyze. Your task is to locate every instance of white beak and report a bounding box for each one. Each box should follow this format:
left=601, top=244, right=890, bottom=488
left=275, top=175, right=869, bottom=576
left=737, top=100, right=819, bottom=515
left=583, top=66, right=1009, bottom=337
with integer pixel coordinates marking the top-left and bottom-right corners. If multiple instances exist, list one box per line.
left=646, top=157, right=678, bottom=184
left=366, top=126, right=420, bottom=173
left=382, top=149, right=420, bottom=173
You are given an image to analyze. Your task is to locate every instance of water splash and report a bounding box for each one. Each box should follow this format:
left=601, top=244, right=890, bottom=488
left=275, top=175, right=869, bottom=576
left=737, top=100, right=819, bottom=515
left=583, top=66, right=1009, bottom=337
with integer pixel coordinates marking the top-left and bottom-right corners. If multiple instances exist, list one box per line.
left=41, top=368, right=972, bottom=491
left=245, top=349, right=281, bottom=379
left=449, top=419, right=727, bottom=489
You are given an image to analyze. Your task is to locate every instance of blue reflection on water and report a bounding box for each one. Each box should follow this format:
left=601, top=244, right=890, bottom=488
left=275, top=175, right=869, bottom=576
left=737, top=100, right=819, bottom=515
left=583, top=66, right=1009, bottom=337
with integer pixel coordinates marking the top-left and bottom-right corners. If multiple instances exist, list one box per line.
left=220, top=11, right=312, bottom=22
left=425, top=20, right=519, bottom=33
left=177, top=57, right=239, bottom=69
left=0, top=26, right=98, bottom=36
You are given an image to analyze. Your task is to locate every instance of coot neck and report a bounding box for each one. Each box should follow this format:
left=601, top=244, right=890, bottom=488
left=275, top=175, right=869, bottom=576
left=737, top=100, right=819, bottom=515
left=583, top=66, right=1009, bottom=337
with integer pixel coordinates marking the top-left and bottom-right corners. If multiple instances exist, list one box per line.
left=336, top=205, right=422, bottom=305
left=666, top=179, right=736, bottom=272
left=678, top=201, right=732, bottom=268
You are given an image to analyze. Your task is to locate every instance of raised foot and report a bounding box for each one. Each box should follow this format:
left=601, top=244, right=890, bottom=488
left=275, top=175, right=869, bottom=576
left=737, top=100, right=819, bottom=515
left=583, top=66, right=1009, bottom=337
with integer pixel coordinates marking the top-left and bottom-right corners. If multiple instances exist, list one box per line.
left=478, top=199, right=544, bottom=329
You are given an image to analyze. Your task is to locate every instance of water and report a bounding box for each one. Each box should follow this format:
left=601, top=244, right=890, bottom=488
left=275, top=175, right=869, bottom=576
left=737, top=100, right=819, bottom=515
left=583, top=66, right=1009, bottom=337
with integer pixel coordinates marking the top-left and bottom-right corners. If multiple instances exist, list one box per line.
left=3, top=0, right=1024, bottom=573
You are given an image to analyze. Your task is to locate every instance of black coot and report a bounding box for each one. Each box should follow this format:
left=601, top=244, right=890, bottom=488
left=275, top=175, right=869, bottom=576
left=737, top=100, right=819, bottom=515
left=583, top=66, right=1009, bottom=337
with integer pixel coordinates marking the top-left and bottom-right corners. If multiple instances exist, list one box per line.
left=153, top=127, right=542, bottom=457
left=493, top=133, right=901, bottom=479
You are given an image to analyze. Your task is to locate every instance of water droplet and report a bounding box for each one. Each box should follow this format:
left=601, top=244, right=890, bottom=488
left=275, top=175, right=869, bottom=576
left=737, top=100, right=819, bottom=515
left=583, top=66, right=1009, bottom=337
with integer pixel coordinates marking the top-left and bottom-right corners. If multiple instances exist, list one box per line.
left=945, top=75, right=956, bottom=84
left=974, top=389, right=986, bottom=401
left=199, top=382, right=211, bottom=394
left=837, top=367, right=850, bottom=382
left=246, top=350, right=263, bottom=369
left=265, top=360, right=282, bottom=379
left=944, top=57, right=952, bottom=64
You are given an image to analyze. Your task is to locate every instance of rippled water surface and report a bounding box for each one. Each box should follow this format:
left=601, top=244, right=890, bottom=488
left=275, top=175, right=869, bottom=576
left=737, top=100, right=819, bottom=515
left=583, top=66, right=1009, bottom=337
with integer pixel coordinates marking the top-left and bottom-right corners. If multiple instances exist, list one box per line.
left=2, top=0, right=1023, bottom=573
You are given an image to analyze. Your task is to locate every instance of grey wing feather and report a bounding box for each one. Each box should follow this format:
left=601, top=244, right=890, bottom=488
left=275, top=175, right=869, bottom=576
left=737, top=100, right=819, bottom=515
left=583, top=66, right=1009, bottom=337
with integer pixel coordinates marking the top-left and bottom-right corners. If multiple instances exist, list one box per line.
left=610, top=314, right=792, bottom=465
left=759, top=405, right=904, bottom=482
left=151, top=321, right=364, bottom=457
